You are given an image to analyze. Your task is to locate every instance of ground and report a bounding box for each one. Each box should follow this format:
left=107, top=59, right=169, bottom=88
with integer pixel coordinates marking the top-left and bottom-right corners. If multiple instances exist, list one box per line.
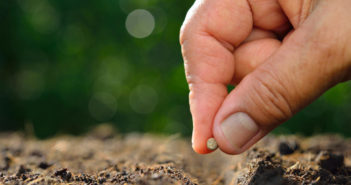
left=1, top=125, right=351, bottom=185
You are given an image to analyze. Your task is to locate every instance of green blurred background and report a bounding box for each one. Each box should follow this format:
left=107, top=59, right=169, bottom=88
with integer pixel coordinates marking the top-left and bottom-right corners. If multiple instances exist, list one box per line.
left=0, top=0, right=350, bottom=138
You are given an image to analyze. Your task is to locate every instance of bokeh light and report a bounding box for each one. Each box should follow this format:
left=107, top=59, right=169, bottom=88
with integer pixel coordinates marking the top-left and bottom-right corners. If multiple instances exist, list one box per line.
left=125, top=9, right=155, bottom=38
left=19, top=0, right=59, bottom=33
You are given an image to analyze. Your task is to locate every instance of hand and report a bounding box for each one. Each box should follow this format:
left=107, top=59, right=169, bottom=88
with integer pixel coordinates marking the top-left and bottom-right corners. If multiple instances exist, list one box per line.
left=180, top=0, right=351, bottom=154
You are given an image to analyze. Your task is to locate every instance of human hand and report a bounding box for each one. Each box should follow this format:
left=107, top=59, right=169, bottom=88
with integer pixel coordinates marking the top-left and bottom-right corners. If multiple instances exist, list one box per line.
left=180, top=0, right=351, bottom=154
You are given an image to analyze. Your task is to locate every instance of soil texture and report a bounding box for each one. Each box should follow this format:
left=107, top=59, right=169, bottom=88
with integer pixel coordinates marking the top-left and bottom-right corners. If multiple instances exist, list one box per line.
left=1, top=126, right=351, bottom=185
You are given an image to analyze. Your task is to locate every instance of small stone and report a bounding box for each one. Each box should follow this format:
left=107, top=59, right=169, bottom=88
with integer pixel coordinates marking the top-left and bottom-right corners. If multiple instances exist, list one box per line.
left=151, top=173, right=161, bottom=179
left=207, top=138, right=218, bottom=151
left=278, top=141, right=299, bottom=155
left=38, top=162, right=52, bottom=169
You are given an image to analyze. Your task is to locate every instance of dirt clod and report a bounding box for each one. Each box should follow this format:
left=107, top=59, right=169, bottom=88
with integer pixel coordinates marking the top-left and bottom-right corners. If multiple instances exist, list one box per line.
left=38, top=162, right=52, bottom=169
left=16, top=165, right=30, bottom=177
left=317, top=152, right=344, bottom=173
left=278, top=141, right=299, bottom=155
left=54, top=168, right=72, bottom=182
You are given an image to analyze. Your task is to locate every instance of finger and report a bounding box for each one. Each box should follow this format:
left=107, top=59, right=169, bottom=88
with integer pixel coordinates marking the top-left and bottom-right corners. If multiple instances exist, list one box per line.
left=248, top=0, right=290, bottom=34
left=182, top=36, right=232, bottom=154
left=213, top=0, right=351, bottom=154
left=233, top=28, right=281, bottom=84
left=180, top=0, right=252, bottom=154
left=233, top=37, right=281, bottom=84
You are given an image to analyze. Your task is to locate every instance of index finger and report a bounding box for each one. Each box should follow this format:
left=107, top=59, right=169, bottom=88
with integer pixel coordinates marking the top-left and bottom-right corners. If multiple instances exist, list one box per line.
left=180, top=0, right=252, bottom=153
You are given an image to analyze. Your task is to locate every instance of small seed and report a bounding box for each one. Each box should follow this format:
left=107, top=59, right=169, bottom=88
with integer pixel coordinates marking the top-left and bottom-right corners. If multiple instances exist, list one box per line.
left=207, top=138, right=218, bottom=150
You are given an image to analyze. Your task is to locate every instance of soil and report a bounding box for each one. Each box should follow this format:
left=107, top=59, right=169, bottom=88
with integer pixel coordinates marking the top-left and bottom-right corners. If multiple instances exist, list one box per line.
left=1, top=125, right=351, bottom=185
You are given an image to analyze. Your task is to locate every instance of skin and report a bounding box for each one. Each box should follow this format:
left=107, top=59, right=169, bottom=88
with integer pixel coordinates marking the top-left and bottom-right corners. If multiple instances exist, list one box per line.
left=180, top=0, right=351, bottom=154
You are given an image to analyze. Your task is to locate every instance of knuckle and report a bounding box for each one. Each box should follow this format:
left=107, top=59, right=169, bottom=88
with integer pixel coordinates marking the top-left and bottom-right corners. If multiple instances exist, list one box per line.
left=180, top=0, right=208, bottom=46
left=179, top=2, right=200, bottom=46
left=185, top=74, right=198, bottom=87
left=179, top=23, right=189, bottom=46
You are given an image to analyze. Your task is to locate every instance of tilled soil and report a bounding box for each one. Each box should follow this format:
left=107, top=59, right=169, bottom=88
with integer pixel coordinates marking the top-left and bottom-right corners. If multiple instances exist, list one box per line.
left=1, top=126, right=351, bottom=185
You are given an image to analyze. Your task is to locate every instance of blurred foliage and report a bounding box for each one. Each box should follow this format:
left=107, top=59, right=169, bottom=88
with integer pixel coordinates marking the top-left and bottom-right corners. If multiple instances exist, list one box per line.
left=0, top=0, right=350, bottom=138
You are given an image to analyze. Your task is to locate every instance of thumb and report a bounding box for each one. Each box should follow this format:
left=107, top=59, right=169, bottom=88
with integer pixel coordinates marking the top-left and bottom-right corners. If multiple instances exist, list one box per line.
left=213, top=1, right=351, bottom=154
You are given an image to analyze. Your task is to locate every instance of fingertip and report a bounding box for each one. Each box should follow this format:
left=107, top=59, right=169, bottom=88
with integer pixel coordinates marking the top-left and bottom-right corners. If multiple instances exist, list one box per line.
left=190, top=118, right=215, bottom=154
left=191, top=133, right=214, bottom=154
left=188, top=84, right=228, bottom=154
left=192, top=144, right=213, bottom=154
left=191, top=125, right=215, bottom=154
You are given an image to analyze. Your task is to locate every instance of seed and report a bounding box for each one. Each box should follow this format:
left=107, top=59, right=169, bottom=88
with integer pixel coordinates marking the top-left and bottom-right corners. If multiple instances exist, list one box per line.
left=207, top=138, right=218, bottom=151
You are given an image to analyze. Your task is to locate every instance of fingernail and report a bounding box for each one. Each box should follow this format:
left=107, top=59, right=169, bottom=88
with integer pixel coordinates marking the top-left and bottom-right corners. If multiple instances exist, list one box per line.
left=220, top=112, right=259, bottom=149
